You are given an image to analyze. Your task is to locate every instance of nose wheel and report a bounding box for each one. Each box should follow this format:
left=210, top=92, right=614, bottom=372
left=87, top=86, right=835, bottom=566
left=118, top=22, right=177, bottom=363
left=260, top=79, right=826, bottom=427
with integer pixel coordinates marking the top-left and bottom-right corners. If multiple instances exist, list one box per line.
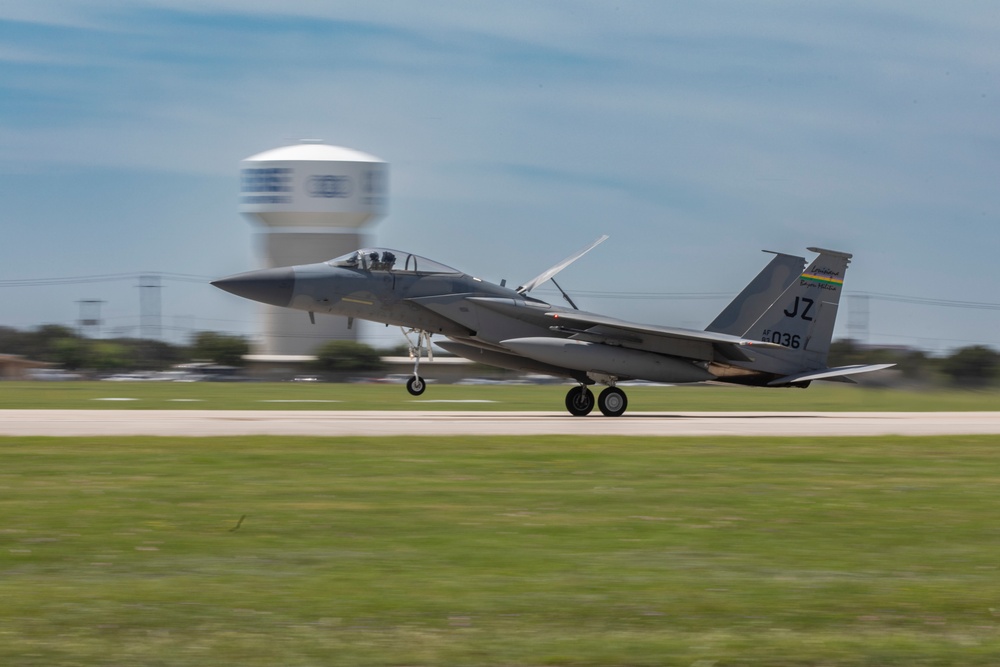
left=406, top=375, right=426, bottom=396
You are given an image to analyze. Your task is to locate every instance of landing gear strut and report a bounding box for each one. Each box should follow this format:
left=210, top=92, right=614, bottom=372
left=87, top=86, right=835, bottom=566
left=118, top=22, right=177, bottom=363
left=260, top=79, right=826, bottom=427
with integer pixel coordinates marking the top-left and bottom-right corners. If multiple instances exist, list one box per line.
left=565, top=385, right=595, bottom=416
left=402, top=328, right=431, bottom=396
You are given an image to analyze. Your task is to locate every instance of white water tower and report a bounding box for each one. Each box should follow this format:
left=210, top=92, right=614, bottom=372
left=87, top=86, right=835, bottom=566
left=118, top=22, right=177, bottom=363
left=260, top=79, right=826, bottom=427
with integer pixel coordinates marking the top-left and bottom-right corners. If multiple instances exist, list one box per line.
left=240, top=143, right=388, bottom=355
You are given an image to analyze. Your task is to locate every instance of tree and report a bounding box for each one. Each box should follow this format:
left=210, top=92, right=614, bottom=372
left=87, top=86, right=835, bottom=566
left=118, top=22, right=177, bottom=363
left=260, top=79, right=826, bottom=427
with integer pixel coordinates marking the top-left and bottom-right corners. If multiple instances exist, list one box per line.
left=119, top=338, right=186, bottom=370
left=313, top=341, right=385, bottom=372
left=89, top=341, right=134, bottom=371
left=191, top=332, right=250, bottom=367
left=51, top=337, right=90, bottom=370
left=941, top=346, right=999, bottom=387
left=8, top=325, right=83, bottom=362
left=0, top=326, right=30, bottom=355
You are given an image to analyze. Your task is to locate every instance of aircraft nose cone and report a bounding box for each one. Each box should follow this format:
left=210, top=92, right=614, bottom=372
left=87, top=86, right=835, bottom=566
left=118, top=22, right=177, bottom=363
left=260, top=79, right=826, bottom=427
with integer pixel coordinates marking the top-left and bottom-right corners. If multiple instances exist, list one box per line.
left=211, top=267, right=295, bottom=307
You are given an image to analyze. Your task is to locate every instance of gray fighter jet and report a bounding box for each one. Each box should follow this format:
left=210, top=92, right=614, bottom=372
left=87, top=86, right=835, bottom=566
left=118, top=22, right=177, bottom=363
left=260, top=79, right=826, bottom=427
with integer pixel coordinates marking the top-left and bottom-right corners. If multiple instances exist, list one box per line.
left=212, top=239, right=892, bottom=416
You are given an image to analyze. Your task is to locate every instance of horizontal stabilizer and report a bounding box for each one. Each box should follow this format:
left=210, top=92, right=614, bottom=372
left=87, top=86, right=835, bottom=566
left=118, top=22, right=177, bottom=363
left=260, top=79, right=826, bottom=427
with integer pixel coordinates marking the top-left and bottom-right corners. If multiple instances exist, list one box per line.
left=766, top=363, right=896, bottom=386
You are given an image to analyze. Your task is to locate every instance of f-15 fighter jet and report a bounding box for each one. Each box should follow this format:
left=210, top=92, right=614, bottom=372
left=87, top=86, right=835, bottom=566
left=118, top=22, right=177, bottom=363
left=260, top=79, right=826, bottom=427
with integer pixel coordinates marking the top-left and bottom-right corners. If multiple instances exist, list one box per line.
left=213, top=238, right=892, bottom=416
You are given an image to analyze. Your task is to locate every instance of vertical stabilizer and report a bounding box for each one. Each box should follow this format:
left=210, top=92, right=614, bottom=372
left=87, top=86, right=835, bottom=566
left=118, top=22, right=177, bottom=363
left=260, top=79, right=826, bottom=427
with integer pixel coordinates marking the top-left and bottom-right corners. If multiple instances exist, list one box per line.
left=706, top=251, right=805, bottom=335
left=742, top=248, right=852, bottom=368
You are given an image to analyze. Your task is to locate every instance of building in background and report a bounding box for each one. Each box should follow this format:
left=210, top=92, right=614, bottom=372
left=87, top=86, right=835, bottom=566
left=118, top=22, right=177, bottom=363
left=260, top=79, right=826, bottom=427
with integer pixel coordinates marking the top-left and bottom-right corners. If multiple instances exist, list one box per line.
left=239, top=143, right=388, bottom=355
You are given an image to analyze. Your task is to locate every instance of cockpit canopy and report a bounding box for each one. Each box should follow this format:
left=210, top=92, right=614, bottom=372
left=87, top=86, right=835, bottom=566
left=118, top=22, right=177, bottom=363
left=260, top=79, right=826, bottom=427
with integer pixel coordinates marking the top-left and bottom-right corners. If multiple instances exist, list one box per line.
left=326, top=248, right=461, bottom=275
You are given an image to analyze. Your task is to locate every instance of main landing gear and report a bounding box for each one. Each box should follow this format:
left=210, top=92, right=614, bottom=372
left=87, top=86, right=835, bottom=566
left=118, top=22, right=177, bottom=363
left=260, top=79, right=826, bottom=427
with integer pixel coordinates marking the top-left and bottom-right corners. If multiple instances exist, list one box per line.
left=597, top=386, right=628, bottom=417
left=565, top=385, right=594, bottom=416
left=564, top=385, right=629, bottom=417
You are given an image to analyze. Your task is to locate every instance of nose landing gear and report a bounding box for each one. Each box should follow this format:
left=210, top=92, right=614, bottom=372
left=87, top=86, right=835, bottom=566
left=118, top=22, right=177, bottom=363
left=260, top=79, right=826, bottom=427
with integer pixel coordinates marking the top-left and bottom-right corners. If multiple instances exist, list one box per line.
left=402, top=328, right=431, bottom=396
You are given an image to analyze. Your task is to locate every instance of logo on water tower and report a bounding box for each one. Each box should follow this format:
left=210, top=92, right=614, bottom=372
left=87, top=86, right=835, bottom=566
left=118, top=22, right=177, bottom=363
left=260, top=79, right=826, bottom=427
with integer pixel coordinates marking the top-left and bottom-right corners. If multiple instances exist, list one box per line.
left=307, top=175, right=353, bottom=198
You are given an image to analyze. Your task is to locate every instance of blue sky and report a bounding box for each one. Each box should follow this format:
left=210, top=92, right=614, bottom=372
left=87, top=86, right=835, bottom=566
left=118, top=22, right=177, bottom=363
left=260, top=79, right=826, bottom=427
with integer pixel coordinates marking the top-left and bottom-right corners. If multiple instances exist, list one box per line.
left=1, top=1, right=998, bottom=352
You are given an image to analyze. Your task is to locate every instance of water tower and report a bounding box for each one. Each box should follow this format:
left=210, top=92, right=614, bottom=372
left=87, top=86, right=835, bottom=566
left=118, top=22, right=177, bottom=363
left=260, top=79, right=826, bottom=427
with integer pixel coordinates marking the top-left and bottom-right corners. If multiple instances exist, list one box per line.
left=240, top=143, right=388, bottom=355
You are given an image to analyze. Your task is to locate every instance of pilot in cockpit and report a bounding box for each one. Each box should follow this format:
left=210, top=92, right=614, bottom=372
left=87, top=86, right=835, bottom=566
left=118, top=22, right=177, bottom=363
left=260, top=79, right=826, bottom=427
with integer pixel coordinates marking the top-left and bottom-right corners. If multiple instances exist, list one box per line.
left=335, top=249, right=400, bottom=271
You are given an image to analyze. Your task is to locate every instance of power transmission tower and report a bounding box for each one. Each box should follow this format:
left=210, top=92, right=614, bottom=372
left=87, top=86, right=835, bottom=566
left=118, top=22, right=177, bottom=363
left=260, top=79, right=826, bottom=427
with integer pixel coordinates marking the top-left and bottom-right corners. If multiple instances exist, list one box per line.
left=139, top=275, right=162, bottom=340
left=848, top=294, right=870, bottom=345
left=77, top=299, right=105, bottom=338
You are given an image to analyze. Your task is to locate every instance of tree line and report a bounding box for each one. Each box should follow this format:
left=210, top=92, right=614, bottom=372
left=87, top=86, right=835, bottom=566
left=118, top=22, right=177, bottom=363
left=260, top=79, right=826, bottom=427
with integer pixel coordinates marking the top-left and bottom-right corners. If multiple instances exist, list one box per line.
left=827, top=339, right=998, bottom=387
left=0, top=326, right=387, bottom=375
left=0, top=325, right=248, bottom=371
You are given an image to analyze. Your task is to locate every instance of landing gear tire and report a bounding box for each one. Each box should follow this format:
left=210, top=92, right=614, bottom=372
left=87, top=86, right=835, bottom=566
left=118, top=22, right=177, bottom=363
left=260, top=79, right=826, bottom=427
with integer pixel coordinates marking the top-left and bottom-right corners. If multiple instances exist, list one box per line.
left=598, top=387, right=628, bottom=417
left=406, top=375, right=426, bottom=396
left=565, top=386, right=595, bottom=416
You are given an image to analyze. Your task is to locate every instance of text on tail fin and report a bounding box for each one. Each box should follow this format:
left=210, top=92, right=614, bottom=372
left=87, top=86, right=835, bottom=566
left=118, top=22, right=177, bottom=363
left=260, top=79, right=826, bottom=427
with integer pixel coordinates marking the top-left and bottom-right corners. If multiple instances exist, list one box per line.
left=741, top=248, right=853, bottom=366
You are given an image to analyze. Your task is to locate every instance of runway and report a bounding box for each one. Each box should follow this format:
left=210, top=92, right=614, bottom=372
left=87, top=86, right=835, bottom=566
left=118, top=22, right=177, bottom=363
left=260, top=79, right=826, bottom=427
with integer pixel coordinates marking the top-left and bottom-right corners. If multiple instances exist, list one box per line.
left=1, top=410, right=998, bottom=437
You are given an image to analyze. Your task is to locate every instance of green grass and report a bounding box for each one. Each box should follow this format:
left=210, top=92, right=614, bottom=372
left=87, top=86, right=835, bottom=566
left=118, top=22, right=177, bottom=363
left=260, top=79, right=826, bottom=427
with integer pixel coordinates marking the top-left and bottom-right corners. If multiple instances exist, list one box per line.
left=1, top=380, right=998, bottom=411
left=3, top=434, right=1000, bottom=665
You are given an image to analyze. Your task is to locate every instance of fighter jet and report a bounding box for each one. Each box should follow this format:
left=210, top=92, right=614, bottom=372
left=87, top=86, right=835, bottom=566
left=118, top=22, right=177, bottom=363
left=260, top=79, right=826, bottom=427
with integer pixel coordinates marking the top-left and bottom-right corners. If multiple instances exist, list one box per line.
left=212, top=239, right=892, bottom=416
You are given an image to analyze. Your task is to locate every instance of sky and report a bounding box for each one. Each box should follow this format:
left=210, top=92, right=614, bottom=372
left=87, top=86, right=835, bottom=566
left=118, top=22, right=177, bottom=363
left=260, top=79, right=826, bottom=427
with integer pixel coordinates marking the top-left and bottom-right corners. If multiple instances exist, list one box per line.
left=1, top=1, right=998, bottom=353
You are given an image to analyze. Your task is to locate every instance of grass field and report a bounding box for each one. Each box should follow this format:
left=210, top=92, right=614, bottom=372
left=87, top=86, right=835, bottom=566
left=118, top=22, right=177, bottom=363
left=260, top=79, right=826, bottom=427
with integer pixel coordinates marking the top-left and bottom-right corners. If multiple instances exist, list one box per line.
left=3, top=433, right=1000, bottom=665
left=1, top=380, right=998, bottom=411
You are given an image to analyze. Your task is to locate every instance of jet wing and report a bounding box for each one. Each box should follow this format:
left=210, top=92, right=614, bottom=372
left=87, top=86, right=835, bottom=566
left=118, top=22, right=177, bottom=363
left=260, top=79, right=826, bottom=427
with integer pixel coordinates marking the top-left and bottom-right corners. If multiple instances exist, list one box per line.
left=543, top=310, right=784, bottom=362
